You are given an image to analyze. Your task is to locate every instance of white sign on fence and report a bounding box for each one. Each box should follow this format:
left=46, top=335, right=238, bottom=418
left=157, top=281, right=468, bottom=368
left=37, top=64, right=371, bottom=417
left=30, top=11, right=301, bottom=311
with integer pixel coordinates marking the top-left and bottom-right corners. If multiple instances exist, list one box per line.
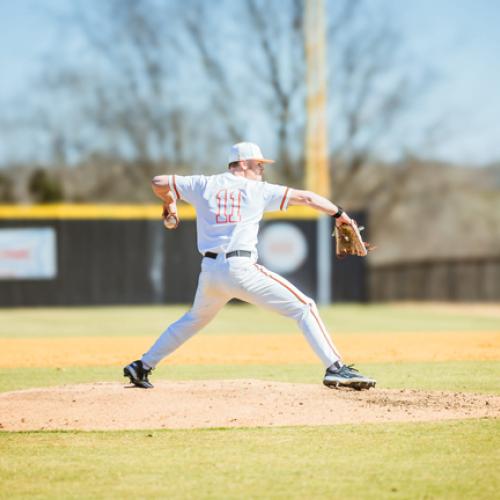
left=258, top=223, right=308, bottom=274
left=0, top=228, right=57, bottom=279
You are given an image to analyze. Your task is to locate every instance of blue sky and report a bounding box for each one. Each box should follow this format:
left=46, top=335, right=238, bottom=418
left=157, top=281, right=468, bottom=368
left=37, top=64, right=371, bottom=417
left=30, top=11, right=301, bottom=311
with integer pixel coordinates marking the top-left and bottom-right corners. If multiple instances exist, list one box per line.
left=390, top=0, right=500, bottom=164
left=0, top=0, right=499, bottom=165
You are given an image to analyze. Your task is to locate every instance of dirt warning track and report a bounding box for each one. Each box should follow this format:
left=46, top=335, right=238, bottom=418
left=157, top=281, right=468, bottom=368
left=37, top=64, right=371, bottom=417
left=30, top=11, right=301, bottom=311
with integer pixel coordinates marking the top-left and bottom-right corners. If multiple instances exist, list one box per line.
left=0, top=380, right=498, bottom=431
left=1, top=331, right=499, bottom=367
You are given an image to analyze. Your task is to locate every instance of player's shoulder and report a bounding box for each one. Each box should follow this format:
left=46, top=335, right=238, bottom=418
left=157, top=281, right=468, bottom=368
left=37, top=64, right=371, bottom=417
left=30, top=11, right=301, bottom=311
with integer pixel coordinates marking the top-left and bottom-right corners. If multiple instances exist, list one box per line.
left=261, top=180, right=287, bottom=192
left=189, top=173, right=208, bottom=181
left=175, top=173, right=207, bottom=182
left=185, top=173, right=209, bottom=186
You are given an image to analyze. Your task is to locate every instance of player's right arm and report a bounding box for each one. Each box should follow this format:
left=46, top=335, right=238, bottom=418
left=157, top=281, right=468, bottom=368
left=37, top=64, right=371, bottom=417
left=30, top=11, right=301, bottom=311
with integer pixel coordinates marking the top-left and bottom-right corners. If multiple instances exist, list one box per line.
left=151, top=176, right=177, bottom=220
left=152, top=174, right=207, bottom=206
left=288, top=189, right=353, bottom=226
left=151, top=176, right=176, bottom=204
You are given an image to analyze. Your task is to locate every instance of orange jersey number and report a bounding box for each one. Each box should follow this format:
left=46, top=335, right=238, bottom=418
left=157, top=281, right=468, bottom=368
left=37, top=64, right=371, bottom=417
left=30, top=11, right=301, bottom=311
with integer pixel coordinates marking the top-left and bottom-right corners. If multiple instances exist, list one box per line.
left=215, top=189, right=242, bottom=224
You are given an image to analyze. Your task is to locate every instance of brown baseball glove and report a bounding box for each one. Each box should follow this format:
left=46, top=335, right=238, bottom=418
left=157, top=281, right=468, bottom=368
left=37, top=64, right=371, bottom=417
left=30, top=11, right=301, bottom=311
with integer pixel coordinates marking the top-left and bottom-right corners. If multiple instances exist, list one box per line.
left=333, top=222, right=374, bottom=258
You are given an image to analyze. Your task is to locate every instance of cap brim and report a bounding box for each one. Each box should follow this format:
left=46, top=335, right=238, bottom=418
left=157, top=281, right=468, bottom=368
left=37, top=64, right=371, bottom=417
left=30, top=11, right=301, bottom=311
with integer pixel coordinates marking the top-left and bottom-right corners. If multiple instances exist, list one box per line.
left=229, top=157, right=275, bottom=164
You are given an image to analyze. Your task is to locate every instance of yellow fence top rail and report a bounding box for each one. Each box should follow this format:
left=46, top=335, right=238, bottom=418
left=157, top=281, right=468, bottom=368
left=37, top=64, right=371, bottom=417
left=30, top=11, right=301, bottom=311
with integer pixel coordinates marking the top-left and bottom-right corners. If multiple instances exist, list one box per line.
left=0, top=204, right=320, bottom=220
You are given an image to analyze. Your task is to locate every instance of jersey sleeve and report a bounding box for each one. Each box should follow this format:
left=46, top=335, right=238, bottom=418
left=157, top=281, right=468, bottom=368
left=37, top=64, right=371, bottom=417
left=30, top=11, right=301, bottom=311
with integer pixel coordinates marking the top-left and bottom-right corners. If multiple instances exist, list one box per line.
left=262, top=182, right=291, bottom=212
left=166, top=175, right=206, bottom=204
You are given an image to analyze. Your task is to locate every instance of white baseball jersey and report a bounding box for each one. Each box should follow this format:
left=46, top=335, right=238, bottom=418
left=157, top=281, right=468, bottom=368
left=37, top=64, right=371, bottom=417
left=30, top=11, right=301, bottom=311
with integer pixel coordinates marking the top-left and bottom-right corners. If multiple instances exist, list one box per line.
left=166, top=172, right=290, bottom=255
left=141, top=170, right=342, bottom=372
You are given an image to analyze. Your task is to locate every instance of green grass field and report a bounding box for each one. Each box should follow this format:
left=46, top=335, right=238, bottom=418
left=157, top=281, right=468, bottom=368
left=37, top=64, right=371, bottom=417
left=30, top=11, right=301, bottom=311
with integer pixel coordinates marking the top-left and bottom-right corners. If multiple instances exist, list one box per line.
left=0, top=304, right=499, bottom=499
left=1, top=420, right=498, bottom=499
left=1, top=361, right=499, bottom=395
left=0, top=303, right=499, bottom=338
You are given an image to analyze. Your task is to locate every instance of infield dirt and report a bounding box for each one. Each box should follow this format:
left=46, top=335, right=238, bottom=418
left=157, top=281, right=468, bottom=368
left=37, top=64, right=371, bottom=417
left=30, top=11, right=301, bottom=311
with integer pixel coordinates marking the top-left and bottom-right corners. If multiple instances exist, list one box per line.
left=0, top=379, right=498, bottom=431
left=1, top=331, right=499, bottom=367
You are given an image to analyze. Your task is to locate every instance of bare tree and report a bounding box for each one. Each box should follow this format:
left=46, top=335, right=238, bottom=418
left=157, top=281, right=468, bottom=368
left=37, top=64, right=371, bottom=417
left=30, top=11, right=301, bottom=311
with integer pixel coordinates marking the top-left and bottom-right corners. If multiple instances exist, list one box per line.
left=34, top=0, right=190, bottom=179
left=183, top=1, right=245, bottom=144
left=183, top=0, right=434, bottom=189
left=182, top=0, right=306, bottom=183
left=326, top=0, right=434, bottom=199
left=1, top=0, right=437, bottom=203
left=242, top=0, right=305, bottom=183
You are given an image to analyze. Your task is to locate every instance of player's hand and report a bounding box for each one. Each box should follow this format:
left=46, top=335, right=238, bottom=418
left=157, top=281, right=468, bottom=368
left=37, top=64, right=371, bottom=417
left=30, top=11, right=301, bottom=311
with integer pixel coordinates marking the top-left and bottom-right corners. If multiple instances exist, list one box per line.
left=162, top=203, right=179, bottom=230
left=335, top=211, right=354, bottom=227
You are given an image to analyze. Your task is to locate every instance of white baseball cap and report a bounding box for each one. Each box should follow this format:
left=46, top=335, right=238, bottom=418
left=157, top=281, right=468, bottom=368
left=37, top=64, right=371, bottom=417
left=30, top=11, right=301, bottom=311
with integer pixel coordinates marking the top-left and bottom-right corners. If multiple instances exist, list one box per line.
left=228, top=142, right=275, bottom=164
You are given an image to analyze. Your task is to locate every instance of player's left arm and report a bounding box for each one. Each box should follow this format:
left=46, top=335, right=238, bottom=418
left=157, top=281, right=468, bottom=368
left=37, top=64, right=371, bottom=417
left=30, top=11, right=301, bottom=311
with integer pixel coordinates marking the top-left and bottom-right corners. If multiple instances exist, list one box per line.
left=288, top=189, right=353, bottom=226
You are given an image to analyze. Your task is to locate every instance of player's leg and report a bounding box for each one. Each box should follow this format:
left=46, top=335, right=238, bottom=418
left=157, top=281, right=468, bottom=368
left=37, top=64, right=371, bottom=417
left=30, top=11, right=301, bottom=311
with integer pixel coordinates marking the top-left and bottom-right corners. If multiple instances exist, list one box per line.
left=124, top=266, right=229, bottom=387
left=230, top=263, right=341, bottom=368
left=230, top=263, right=375, bottom=389
left=141, top=271, right=229, bottom=369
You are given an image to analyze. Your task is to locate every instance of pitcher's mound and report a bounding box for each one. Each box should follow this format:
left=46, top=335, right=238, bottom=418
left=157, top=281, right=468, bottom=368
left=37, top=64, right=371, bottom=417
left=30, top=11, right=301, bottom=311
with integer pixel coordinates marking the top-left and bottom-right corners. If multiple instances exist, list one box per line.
left=0, top=379, right=498, bottom=431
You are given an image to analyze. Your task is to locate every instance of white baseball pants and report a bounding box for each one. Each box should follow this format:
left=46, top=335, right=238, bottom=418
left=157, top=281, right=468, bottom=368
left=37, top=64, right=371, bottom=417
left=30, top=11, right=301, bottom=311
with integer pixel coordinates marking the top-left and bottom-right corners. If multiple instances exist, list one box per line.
left=142, top=255, right=342, bottom=369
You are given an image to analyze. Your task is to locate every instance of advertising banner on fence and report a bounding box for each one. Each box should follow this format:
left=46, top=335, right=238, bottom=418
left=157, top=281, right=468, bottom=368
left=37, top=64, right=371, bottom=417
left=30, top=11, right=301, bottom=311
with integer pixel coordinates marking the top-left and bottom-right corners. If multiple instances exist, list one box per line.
left=258, top=222, right=308, bottom=274
left=0, top=228, right=57, bottom=279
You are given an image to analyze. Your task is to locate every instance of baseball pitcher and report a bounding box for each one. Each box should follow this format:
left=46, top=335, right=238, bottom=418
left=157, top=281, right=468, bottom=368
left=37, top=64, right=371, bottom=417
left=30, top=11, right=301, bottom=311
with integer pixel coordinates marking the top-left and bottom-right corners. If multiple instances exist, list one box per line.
left=124, top=142, right=375, bottom=390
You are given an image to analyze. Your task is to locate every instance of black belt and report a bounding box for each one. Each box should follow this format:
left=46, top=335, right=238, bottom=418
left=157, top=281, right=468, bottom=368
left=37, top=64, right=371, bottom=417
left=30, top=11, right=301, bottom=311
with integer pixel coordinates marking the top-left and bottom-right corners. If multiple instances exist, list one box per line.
left=204, top=250, right=252, bottom=259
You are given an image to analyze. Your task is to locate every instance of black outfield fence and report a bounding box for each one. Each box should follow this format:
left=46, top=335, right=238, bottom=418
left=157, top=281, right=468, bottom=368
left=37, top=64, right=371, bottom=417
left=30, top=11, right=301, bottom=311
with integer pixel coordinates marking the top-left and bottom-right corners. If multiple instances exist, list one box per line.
left=0, top=205, right=367, bottom=306
left=4, top=205, right=496, bottom=305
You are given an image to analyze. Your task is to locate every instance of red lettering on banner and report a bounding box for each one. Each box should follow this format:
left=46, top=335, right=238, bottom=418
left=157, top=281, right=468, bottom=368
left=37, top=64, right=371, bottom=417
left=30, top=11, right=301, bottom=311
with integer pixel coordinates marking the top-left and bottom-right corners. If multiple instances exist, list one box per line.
left=0, top=249, right=30, bottom=260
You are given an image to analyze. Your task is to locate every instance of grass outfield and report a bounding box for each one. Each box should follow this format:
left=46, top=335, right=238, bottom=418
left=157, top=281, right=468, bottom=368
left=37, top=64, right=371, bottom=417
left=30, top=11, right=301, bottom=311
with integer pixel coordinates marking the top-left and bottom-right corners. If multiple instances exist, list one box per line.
left=0, top=303, right=498, bottom=393
left=1, top=361, right=499, bottom=394
left=1, top=420, right=498, bottom=499
left=0, top=304, right=498, bottom=498
left=0, top=303, right=499, bottom=338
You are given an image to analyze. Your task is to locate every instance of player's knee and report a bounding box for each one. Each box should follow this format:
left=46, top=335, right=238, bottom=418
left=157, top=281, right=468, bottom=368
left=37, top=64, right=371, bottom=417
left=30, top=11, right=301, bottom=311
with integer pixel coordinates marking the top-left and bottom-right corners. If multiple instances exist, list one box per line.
left=287, top=299, right=312, bottom=321
left=186, top=308, right=214, bottom=328
left=300, top=298, right=317, bottom=320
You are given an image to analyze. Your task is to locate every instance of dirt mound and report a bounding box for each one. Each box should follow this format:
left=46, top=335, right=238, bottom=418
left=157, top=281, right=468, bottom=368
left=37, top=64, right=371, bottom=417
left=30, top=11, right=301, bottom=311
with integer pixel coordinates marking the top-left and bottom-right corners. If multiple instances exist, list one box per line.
left=0, top=380, right=498, bottom=431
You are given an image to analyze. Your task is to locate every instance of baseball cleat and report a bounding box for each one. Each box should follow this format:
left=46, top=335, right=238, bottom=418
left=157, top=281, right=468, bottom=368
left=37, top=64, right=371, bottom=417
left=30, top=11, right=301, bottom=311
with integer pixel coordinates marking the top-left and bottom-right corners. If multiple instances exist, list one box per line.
left=323, top=362, right=376, bottom=390
left=123, top=360, right=154, bottom=389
